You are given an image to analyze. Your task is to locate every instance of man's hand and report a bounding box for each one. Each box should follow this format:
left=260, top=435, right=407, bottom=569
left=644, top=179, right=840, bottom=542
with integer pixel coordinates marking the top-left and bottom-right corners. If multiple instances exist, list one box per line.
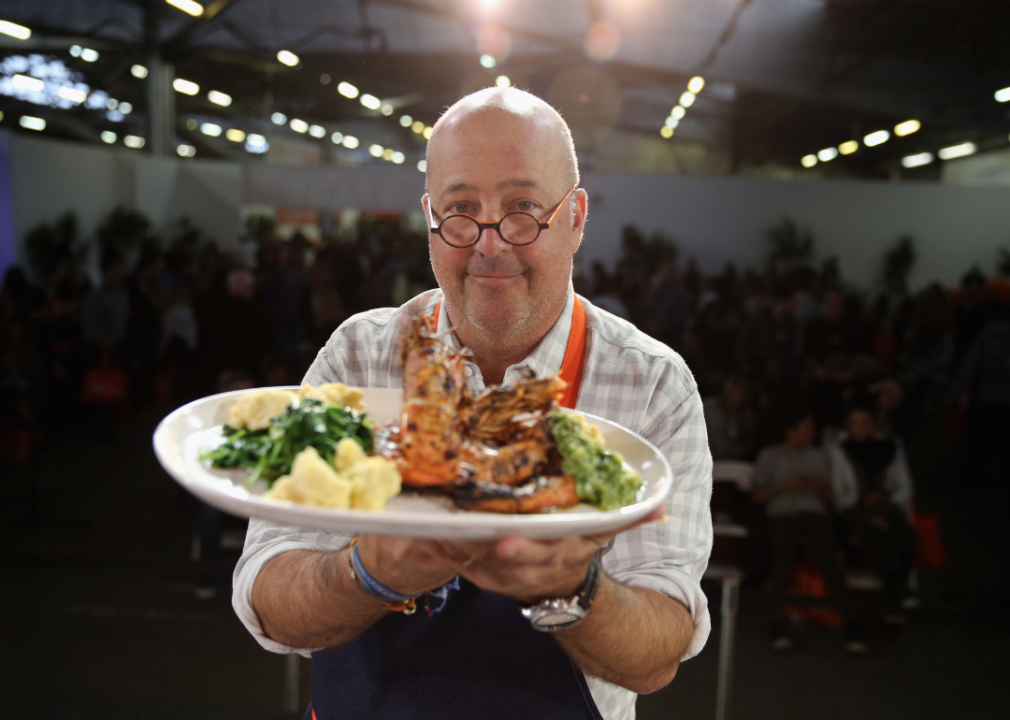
left=424, top=507, right=666, bottom=603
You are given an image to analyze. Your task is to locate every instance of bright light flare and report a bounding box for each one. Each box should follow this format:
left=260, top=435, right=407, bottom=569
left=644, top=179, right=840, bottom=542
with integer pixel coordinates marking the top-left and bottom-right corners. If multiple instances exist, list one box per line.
left=58, top=86, right=87, bottom=104
left=839, top=141, right=859, bottom=155
left=124, top=135, right=145, bottom=149
left=938, top=142, right=976, bottom=160
left=392, top=151, right=405, bottom=164
left=225, top=128, right=246, bottom=142
left=382, top=148, right=394, bottom=161
left=177, top=144, right=196, bottom=157
left=902, top=152, right=933, bottom=168
left=664, top=116, right=679, bottom=129
left=331, top=131, right=344, bottom=144
left=864, top=130, right=889, bottom=147
left=166, top=0, right=204, bottom=17
left=173, top=78, right=199, bottom=95
left=994, top=87, right=1010, bottom=103
left=423, top=126, right=433, bottom=139
left=688, top=76, right=705, bottom=94
left=495, top=75, right=511, bottom=88
left=672, top=106, right=685, bottom=120
left=368, top=144, right=384, bottom=157
left=200, top=122, right=222, bottom=137
left=894, top=120, right=921, bottom=137
left=20, top=116, right=45, bottom=131
left=131, top=64, right=148, bottom=79
left=660, top=125, right=673, bottom=139
left=381, top=104, right=393, bottom=116
left=80, top=48, right=99, bottom=62
left=480, top=54, right=496, bottom=69
left=818, top=147, right=838, bottom=162
left=277, top=50, right=299, bottom=67
left=417, top=160, right=427, bottom=172
left=411, top=120, right=424, bottom=134
left=801, top=154, right=818, bottom=168
left=337, top=82, right=359, bottom=99
left=208, top=90, right=232, bottom=107
left=679, top=91, right=696, bottom=108
left=13, top=74, right=44, bottom=93
left=0, top=20, right=31, bottom=40
left=289, top=118, right=308, bottom=133
left=400, top=115, right=412, bottom=127
left=342, top=135, right=359, bottom=149
left=100, top=131, right=116, bottom=144
left=271, top=112, right=287, bottom=125
left=309, top=125, right=325, bottom=138
left=360, top=94, right=381, bottom=110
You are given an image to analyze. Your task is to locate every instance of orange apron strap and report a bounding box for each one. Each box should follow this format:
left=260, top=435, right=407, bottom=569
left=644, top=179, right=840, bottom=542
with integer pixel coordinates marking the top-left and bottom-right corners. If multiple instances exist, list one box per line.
left=557, top=296, right=586, bottom=409
left=431, top=296, right=586, bottom=408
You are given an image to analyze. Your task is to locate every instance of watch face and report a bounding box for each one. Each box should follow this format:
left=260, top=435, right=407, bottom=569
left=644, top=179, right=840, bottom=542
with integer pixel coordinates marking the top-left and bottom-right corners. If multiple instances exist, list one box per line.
left=536, top=610, right=580, bottom=628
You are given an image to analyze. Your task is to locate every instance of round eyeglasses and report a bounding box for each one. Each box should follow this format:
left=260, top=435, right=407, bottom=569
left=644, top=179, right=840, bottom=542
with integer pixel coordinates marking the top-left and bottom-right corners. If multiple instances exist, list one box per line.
left=426, top=185, right=578, bottom=249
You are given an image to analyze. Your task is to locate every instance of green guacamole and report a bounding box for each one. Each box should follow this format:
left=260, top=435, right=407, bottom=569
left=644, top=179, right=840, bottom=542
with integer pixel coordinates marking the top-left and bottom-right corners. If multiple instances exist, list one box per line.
left=548, top=411, right=643, bottom=511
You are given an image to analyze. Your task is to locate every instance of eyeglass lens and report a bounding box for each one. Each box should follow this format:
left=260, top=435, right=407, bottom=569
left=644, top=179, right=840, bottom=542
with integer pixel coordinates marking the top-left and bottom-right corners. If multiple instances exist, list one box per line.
left=440, top=213, right=541, bottom=247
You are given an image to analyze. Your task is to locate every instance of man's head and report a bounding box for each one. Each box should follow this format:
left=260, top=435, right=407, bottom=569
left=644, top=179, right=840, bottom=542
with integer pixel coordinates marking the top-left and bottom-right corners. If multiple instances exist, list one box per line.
left=846, top=406, right=877, bottom=442
left=422, top=87, right=587, bottom=354
left=783, top=409, right=817, bottom=449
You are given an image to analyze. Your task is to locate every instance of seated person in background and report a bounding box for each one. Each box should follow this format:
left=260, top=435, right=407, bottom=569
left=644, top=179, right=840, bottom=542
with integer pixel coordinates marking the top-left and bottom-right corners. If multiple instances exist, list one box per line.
left=827, top=405, right=915, bottom=613
left=703, top=376, right=757, bottom=461
left=753, top=409, right=862, bottom=652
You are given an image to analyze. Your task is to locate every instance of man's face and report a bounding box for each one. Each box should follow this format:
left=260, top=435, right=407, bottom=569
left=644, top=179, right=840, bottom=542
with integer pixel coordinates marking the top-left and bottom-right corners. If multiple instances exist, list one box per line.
left=847, top=410, right=876, bottom=442
left=786, top=416, right=816, bottom=448
left=423, top=110, right=585, bottom=339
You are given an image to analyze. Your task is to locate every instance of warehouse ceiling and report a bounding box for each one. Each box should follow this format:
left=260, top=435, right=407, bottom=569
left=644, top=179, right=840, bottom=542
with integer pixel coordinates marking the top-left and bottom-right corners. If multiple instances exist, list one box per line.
left=1, top=0, right=1009, bottom=179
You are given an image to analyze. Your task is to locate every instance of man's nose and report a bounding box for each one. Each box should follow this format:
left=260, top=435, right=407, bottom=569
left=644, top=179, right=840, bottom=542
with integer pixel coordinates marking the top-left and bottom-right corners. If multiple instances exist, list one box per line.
left=473, top=220, right=511, bottom=258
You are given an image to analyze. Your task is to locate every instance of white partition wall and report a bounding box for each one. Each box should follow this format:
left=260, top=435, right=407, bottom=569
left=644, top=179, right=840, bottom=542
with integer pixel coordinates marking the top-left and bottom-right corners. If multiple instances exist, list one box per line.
left=10, top=134, right=1010, bottom=290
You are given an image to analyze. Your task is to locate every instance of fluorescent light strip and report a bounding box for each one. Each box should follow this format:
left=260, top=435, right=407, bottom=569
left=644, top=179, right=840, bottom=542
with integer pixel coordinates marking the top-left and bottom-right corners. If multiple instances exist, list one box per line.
left=0, top=20, right=31, bottom=40
left=902, top=152, right=933, bottom=168
left=166, top=0, right=204, bottom=17
left=938, top=142, right=976, bottom=160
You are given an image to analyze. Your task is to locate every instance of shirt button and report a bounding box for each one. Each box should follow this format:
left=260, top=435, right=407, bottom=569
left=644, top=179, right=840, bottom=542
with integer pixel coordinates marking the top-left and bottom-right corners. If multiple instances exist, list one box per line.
left=464, top=366, right=473, bottom=377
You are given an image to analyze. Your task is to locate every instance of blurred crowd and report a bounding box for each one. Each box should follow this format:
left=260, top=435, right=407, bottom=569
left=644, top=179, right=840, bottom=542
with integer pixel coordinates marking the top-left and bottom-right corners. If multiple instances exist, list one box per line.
left=2, top=219, right=1009, bottom=637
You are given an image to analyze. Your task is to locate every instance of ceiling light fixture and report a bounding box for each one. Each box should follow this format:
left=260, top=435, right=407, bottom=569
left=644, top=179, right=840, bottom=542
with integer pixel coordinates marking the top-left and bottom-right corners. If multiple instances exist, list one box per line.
left=277, top=50, right=299, bottom=67
left=289, top=118, right=308, bottom=133
left=208, top=90, right=232, bottom=107
left=177, top=144, right=196, bottom=157
left=894, top=120, right=921, bottom=137
left=200, top=122, right=222, bottom=137
left=331, top=131, right=344, bottom=144
left=225, top=128, right=246, bottom=142
left=864, top=130, right=889, bottom=147
left=342, top=135, right=359, bottom=149
left=131, top=64, right=148, bottom=79
left=687, top=76, right=705, bottom=94
left=0, top=20, right=31, bottom=40
left=166, top=0, right=204, bottom=17
left=679, top=91, right=696, bottom=108
left=400, top=115, right=413, bottom=127
left=994, top=87, right=1010, bottom=103
left=801, top=154, right=817, bottom=168
left=672, top=106, right=686, bottom=120
left=173, top=78, right=199, bottom=95
left=124, top=135, right=145, bottom=149
left=818, top=147, right=838, bottom=162
left=369, top=144, right=384, bottom=157
left=13, top=74, right=44, bottom=93
left=119, top=102, right=132, bottom=114
left=423, top=126, right=433, bottom=139
left=838, top=140, right=859, bottom=155
left=495, top=75, right=511, bottom=88
left=381, top=104, right=393, bottom=116
left=58, top=86, right=87, bottom=104
left=664, top=116, right=679, bottom=129
left=411, top=120, right=424, bottom=134
left=480, top=54, right=496, bottom=68
left=417, top=160, right=427, bottom=172
left=937, top=142, right=976, bottom=160
left=337, top=82, right=359, bottom=99
left=360, top=94, right=381, bottom=110
left=383, top=148, right=394, bottom=161
left=660, top=125, right=674, bottom=139
left=101, top=131, right=116, bottom=144
left=19, top=116, right=45, bottom=131
left=392, top=152, right=405, bottom=164
left=309, top=125, right=325, bottom=138
left=271, top=112, right=287, bottom=125
left=902, top=152, right=933, bottom=168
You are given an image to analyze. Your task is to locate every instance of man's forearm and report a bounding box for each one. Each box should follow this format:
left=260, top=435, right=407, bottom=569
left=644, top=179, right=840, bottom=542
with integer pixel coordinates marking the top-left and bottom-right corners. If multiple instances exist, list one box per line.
left=554, top=575, right=694, bottom=695
left=253, top=548, right=388, bottom=649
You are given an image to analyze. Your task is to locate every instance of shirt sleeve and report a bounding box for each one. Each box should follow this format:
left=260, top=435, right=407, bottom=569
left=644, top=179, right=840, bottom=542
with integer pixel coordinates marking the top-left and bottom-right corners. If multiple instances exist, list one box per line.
left=231, top=518, right=354, bottom=655
left=601, top=390, right=713, bottom=661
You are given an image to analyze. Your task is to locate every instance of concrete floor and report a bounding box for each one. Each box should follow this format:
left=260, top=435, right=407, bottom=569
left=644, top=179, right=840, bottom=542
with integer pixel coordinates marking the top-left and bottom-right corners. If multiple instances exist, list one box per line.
left=2, top=403, right=1008, bottom=719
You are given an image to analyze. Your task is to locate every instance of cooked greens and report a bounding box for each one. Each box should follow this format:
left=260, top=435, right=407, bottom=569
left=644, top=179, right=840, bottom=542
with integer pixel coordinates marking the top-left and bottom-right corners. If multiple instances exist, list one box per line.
left=201, top=398, right=373, bottom=484
left=547, top=411, right=642, bottom=511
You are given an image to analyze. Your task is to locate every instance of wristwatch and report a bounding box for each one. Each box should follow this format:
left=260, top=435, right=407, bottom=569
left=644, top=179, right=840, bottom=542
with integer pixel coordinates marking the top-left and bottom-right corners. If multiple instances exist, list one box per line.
left=520, top=557, right=601, bottom=632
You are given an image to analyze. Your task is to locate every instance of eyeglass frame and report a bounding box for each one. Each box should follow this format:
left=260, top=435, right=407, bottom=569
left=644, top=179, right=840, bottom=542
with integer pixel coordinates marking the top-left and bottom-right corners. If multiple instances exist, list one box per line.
left=425, top=185, right=579, bottom=249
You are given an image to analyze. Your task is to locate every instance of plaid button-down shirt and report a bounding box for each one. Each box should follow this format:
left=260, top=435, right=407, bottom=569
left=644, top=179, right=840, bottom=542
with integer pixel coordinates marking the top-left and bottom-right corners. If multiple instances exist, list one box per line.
left=233, top=287, right=713, bottom=720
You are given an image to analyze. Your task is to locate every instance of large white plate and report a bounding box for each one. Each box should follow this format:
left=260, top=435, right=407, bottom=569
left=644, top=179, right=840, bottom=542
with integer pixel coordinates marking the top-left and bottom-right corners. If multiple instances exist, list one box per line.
left=153, top=387, right=672, bottom=539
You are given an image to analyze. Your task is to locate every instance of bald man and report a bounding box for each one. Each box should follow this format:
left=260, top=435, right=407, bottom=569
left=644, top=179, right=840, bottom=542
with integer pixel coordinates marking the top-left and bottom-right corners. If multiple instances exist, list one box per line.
left=233, top=88, right=713, bottom=720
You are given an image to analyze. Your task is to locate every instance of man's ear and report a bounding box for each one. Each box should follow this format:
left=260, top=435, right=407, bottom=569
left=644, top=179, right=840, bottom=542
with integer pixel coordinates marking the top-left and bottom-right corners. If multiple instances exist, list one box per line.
left=570, top=189, right=588, bottom=253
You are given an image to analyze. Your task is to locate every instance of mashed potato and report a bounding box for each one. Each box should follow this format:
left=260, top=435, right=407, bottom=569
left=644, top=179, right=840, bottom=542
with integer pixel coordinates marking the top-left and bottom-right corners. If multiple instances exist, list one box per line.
left=298, top=383, right=365, bottom=411
left=266, top=439, right=401, bottom=511
left=228, top=389, right=297, bottom=430
left=266, top=446, right=352, bottom=508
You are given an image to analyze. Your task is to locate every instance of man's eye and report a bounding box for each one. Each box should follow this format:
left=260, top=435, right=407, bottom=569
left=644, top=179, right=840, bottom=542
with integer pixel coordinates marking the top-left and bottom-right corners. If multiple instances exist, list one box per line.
left=450, top=203, right=470, bottom=214
left=516, top=201, right=535, bottom=213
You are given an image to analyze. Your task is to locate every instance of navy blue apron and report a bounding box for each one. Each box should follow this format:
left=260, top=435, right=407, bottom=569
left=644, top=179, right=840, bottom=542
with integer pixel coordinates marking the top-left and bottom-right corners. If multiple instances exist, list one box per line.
left=306, top=577, right=603, bottom=719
